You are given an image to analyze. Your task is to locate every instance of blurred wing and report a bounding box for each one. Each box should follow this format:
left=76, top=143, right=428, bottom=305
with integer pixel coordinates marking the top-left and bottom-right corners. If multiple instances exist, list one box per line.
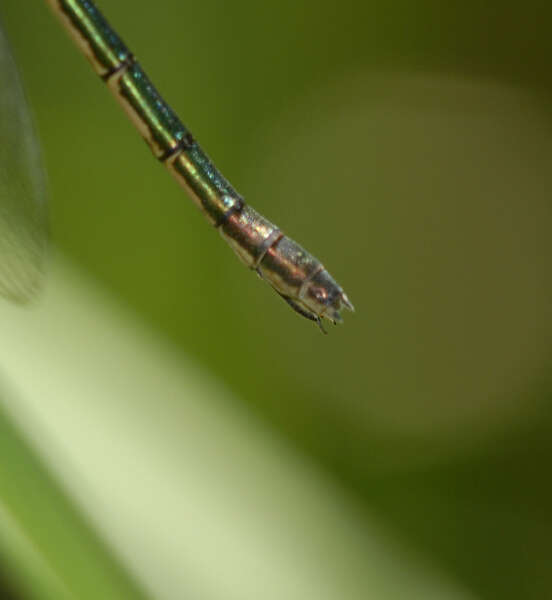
left=0, top=20, right=47, bottom=303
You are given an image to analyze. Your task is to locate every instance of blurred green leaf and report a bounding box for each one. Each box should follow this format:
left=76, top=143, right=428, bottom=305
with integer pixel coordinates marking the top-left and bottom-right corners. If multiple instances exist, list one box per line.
left=0, top=255, right=473, bottom=600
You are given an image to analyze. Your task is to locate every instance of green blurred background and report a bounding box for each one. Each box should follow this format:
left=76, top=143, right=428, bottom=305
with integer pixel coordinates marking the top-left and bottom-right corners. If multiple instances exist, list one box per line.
left=1, top=0, right=552, bottom=598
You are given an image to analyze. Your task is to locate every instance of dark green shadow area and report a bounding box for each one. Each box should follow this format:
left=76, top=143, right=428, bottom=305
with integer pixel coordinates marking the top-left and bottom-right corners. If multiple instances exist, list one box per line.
left=363, top=401, right=552, bottom=600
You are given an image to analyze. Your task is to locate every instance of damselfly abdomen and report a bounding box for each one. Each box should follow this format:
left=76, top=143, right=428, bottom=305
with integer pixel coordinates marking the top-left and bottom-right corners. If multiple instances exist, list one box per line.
left=8, top=0, right=353, bottom=331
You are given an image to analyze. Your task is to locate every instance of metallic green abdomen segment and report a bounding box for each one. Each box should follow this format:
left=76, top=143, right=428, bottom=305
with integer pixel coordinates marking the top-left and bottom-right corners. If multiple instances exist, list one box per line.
left=168, top=147, right=242, bottom=224
left=112, top=62, right=190, bottom=157
left=258, top=236, right=321, bottom=298
left=57, top=0, right=130, bottom=74
left=220, top=206, right=280, bottom=267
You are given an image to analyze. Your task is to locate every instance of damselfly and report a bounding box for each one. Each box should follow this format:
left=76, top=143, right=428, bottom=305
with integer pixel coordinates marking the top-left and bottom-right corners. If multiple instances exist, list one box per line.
left=2, top=0, right=354, bottom=332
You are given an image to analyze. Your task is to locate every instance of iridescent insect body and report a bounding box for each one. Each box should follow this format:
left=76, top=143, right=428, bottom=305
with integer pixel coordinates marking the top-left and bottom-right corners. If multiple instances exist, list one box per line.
left=2, top=1, right=354, bottom=331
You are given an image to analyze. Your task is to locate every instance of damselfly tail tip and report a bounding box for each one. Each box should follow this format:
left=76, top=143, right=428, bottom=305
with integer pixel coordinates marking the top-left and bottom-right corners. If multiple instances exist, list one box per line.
left=317, top=317, right=328, bottom=334
left=340, top=292, right=355, bottom=313
left=332, top=312, right=344, bottom=324
left=321, top=291, right=353, bottom=330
